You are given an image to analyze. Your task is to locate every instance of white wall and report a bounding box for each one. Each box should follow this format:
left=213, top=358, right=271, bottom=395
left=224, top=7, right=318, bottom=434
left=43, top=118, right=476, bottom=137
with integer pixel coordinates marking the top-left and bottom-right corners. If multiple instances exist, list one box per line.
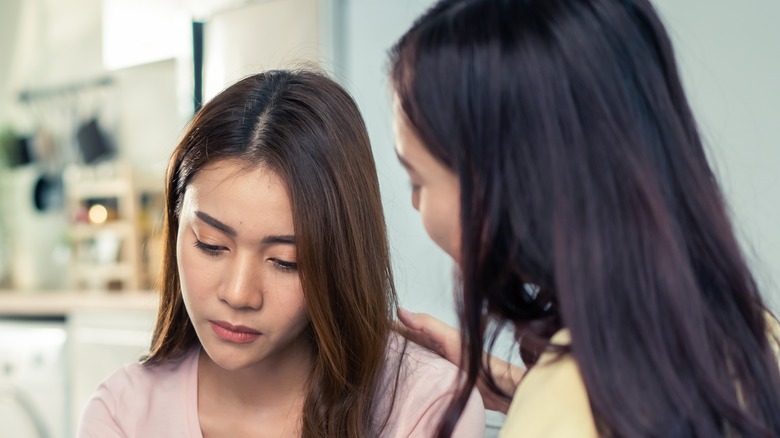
left=203, top=0, right=326, bottom=100
left=341, top=0, right=461, bottom=326
left=0, top=0, right=24, bottom=124
left=653, top=0, right=780, bottom=310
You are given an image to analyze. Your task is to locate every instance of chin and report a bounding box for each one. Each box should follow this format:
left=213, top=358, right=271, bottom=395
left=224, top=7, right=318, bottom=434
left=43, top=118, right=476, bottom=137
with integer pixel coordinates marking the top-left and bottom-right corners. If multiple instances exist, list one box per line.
left=204, top=345, right=260, bottom=371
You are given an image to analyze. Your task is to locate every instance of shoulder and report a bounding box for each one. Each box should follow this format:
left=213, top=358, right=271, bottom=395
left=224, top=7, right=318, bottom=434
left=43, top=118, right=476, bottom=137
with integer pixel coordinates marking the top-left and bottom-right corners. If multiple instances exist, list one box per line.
left=501, top=330, right=598, bottom=438
left=380, top=333, right=485, bottom=437
left=98, top=348, right=196, bottom=408
left=77, top=348, right=200, bottom=438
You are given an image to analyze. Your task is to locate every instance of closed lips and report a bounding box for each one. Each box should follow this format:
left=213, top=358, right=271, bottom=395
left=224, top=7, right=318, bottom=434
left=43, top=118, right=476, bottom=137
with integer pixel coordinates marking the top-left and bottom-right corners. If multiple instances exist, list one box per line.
left=211, top=320, right=260, bottom=334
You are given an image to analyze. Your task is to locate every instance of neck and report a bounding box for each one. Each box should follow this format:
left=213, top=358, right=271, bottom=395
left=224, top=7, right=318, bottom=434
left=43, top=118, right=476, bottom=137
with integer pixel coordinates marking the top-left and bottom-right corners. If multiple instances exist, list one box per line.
left=198, top=338, right=315, bottom=409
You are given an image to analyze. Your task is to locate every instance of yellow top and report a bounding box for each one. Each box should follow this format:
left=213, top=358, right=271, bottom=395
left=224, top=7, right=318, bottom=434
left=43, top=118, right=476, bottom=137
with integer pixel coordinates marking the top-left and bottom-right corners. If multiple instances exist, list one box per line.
left=500, top=315, right=780, bottom=438
left=499, top=329, right=597, bottom=438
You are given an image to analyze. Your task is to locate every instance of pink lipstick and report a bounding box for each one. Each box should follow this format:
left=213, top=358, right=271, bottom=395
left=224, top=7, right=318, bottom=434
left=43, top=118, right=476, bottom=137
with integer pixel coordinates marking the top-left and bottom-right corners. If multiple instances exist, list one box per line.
left=210, top=320, right=261, bottom=343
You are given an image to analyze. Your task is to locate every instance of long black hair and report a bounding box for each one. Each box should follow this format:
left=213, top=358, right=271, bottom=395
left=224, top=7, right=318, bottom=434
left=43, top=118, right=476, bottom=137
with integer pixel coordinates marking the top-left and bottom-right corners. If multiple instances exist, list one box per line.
left=390, top=0, right=780, bottom=436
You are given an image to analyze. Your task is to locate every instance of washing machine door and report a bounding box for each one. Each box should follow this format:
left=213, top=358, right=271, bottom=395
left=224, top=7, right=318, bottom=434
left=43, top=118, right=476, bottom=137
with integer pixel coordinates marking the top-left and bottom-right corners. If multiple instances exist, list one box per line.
left=0, top=383, right=51, bottom=438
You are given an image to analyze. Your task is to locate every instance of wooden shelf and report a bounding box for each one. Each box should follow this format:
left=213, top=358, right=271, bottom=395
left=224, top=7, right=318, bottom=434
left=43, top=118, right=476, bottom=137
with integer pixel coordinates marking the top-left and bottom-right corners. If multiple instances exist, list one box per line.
left=70, top=263, right=136, bottom=279
left=65, top=162, right=144, bottom=291
left=0, top=290, right=159, bottom=317
left=70, top=221, right=135, bottom=239
left=67, top=180, right=132, bottom=199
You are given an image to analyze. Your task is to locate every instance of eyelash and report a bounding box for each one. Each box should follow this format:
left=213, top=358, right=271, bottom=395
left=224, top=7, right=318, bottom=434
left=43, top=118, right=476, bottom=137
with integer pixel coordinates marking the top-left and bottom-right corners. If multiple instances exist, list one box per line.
left=194, top=240, right=224, bottom=257
left=271, top=259, right=298, bottom=272
left=194, top=240, right=298, bottom=271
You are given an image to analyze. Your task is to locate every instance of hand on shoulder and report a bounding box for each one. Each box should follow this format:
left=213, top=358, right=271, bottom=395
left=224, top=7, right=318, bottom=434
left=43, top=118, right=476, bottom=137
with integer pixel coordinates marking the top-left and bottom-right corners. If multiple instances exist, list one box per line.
left=396, top=308, right=524, bottom=413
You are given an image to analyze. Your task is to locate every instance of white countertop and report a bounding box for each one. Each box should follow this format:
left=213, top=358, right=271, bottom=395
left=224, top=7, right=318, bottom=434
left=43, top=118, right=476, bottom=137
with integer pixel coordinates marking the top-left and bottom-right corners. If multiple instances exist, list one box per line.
left=0, top=290, right=159, bottom=316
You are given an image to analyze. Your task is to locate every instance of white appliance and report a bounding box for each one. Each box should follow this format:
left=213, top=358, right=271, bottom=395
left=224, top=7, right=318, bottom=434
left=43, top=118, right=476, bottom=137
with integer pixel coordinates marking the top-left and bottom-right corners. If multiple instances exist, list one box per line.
left=0, top=318, right=68, bottom=438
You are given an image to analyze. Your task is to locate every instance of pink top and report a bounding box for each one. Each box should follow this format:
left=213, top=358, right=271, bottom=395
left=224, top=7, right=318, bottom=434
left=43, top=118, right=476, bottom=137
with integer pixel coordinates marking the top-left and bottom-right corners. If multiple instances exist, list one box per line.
left=77, top=335, right=485, bottom=437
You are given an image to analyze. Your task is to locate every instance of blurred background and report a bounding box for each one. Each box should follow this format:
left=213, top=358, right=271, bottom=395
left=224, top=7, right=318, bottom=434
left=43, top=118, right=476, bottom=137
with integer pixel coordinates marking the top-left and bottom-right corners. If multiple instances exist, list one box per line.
left=0, top=0, right=777, bottom=437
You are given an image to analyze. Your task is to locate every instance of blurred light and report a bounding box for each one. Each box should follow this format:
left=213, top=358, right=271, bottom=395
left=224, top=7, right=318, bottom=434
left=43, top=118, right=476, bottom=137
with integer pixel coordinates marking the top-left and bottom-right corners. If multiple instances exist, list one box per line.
left=88, top=204, right=108, bottom=224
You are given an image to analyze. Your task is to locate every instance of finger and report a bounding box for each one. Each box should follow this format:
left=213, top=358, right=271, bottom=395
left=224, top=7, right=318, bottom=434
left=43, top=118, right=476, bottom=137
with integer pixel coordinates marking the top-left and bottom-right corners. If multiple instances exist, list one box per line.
left=397, top=309, right=463, bottom=359
left=394, top=314, right=446, bottom=356
left=392, top=319, right=417, bottom=340
left=397, top=307, right=423, bottom=330
left=394, top=319, right=434, bottom=348
left=399, top=308, right=455, bottom=338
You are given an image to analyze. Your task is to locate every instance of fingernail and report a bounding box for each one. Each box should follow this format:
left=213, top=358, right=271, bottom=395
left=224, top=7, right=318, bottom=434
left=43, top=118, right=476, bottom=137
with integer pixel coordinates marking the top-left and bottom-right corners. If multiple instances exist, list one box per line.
left=398, top=307, right=414, bottom=320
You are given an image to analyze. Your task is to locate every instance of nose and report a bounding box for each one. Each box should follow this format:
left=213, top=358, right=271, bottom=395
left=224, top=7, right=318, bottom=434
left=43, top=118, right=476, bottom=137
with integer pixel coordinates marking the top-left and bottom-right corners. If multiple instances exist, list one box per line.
left=218, top=253, right=263, bottom=310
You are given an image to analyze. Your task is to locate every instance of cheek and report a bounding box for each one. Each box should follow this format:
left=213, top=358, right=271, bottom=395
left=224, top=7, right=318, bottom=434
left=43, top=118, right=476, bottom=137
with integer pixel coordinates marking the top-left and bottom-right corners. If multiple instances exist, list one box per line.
left=267, top=273, right=307, bottom=316
left=274, top=290, right=309, bottom=334
left=176, top=236, right=192, bottom=284
left=420, top=196, right=461, bottom=260
left=283, top=287, right=307, bottom=319
left=176, top=237, right=213, bottom=301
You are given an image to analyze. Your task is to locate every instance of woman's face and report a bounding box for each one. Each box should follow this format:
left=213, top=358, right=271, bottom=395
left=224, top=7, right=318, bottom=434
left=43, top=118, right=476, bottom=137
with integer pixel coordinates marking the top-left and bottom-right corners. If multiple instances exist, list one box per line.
left=392, top=95, right=462, bottom=263
left=176, top=159, right=311, bottom=371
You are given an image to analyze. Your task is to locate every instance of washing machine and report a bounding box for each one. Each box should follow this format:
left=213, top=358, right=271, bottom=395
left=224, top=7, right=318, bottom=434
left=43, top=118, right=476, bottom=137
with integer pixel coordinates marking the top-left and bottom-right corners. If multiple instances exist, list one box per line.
left=0, top=317, right=68, bottom=438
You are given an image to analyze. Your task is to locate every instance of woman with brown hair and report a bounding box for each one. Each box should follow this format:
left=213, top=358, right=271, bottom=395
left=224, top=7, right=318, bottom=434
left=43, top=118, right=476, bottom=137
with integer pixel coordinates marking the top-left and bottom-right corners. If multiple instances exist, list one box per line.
left=77, top=69, right=484, bottom=437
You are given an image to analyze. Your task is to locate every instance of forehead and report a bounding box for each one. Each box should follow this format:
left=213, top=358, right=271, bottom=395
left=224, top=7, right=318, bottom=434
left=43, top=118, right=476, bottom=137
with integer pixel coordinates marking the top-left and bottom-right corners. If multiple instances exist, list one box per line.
left=190, top=159, right=283, bottom=192
left=392, top=97, right=419, bottom=155
left=183, top=159, right=293, bottom=232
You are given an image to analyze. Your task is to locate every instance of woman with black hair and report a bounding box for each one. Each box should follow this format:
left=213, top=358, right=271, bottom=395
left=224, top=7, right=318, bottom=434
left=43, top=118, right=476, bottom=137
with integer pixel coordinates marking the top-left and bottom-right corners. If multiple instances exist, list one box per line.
left=390, top=0, right=780, bottom=436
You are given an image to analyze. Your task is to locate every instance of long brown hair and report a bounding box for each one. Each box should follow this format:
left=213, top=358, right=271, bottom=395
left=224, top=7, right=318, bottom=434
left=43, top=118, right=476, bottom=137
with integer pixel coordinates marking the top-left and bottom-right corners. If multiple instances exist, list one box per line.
left=391, top=0, right=780, bottom=436
left=144, top=69, right=399, bottom=436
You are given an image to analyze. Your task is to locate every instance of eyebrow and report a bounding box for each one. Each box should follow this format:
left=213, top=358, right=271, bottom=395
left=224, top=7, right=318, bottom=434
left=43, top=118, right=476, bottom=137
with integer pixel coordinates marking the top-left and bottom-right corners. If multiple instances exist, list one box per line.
left=195, top=211, right=296, bottom=247
left=395, top=148, right=415, bottom=172
left=196, top=211, right=237, bottom=237
left=261, top=235, right=296, bottom=247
